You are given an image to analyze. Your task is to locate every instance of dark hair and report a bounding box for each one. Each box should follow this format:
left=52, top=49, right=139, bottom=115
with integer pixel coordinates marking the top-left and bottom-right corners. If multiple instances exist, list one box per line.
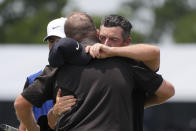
left=64, top=12, right=97, bottom=43
left=101, top=14, right=132, bottom=40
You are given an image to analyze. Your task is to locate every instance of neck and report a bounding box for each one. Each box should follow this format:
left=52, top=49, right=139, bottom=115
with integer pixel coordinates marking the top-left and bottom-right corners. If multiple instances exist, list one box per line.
left=81, top=37, right=100, bottom=46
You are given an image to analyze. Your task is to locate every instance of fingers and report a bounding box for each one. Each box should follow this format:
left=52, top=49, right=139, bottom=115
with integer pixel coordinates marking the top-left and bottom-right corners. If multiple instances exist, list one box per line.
left=58, top=96, right=76, bottom=103
left=55, top=100, right=76, bottom=115
left=59, top=100, right=76, bottom=109
left=56, top=107, right=71, bottom=116
left=89, top=46, right=95, bottom=58
left=53, top=95, right=77, bottom=116
left=94, top=45, right=101, bottom=58
left=57, top=89, right=61, bottom=97
left=85, top=46, right=91, bottom=53
left=56, top=89, right=61, bottom=102
left=89, top=43, right=102, bottom=58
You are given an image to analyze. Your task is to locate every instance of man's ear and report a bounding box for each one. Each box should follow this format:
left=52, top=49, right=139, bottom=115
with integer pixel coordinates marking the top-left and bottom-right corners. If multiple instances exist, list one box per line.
left=96, top=29, right=100, bottom=38
left=124, top=37, right=131, bottom=46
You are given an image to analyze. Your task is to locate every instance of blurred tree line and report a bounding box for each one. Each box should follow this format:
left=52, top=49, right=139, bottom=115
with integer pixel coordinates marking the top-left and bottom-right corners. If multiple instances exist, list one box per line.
left=120, top=0, right=196, bottom=43
left=0, top=0, right=68, bottom=44
left=0, top=0, right=195, bottom=44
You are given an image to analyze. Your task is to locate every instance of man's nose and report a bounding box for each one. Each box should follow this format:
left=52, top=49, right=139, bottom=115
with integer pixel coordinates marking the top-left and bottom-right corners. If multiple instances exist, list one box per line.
left=104, top=39, right=111, bottom=46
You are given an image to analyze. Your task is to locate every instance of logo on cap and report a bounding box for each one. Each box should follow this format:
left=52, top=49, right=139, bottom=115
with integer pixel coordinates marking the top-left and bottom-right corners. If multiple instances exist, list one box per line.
left=52, top=26, right=60, bottom=29
left=76, top=42, right=80, bottom=50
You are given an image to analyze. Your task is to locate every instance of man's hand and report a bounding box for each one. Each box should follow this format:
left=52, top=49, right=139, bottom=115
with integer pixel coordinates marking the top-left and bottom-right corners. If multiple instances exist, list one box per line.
left=53, top=89, right=76, bottom=116
left=85, top=43, right=113, bottom=59
left=47, top=89, right=76, bottom=129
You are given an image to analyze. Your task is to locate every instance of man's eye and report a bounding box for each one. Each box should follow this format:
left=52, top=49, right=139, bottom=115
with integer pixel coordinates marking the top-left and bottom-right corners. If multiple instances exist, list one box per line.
left=49, top=40, right=54, bottom=43
left=100, top=36, right=105, bottom=40
left=111, top=38, right=117, bottom=42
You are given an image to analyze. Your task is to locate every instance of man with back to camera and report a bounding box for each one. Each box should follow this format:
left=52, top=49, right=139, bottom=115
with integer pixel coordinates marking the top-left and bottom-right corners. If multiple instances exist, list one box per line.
left=18, top=17, right=76, bottom=131
left=15, top=12, right=174, bottom=131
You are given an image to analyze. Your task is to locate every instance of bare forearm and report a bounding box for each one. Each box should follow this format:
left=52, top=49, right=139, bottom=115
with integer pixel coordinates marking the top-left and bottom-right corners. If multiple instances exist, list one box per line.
left=15, top=107, right=37, bottom=131
left=14, top=95, right=39, bottom=131
left=144, top=95, right=164, bottom=108
left=47, top=108, right=57, bottom=129
left=111, top=44, right=159, bottom=61
left=111, top=44, right=160, bottom=71
left=145, top=80, right=175, bottom=108
left=18, top=123, right=26, bottom=131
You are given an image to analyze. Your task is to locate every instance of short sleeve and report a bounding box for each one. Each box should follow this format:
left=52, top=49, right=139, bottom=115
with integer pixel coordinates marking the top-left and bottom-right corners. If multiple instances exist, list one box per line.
left=131, top=65, right=163, bottom=97
left=23, top=78, right=30, bottom=90
left=23, top=70, right=42, bottom=90
left=22, top=65, right=58, bottom=107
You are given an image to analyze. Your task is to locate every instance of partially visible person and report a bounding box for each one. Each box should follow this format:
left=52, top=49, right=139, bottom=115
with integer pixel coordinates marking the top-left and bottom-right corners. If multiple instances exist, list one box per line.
left=14, top=12, right=174, bottom=131
left=18, top=17, right=76, bottom=131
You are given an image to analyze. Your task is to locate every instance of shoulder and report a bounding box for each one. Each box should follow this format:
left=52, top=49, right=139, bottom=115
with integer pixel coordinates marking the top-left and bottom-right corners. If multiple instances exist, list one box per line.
left=27, top=70, right=42, bottom=84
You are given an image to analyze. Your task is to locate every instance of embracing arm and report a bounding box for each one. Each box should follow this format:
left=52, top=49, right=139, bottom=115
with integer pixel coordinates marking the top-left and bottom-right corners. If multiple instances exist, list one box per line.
left=112, top=44, right=160, bottom=71
left=86, top=43, right=160, bottom=71
left=14, top=95, right=40, bottom=131
left=144, top=80, right=175, bottom=108
left=47, top=89, right=76, bottom=129
left=47, top=108, right=57, bottom=130
left=132, top=64, right=175, bottom=109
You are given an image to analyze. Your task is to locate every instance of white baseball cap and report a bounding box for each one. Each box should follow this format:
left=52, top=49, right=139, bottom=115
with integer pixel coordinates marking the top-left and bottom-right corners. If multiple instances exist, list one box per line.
left=43, top=17, right=67, bottom=41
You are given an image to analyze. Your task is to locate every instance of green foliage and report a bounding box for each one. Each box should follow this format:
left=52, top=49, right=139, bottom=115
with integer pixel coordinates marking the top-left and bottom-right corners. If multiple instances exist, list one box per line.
left=174, top=12, right=196, bottom=43
left=91, top=15, right=102, bottom=29
left=1, top=0, right=196, bottom=44
left=0, top=0, right=67, bottom=44
left=152, top=0, right=191, bottom=42
left=120, top=0, right=196, bottom=44
left=130, top=32, right=145, bottom=44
